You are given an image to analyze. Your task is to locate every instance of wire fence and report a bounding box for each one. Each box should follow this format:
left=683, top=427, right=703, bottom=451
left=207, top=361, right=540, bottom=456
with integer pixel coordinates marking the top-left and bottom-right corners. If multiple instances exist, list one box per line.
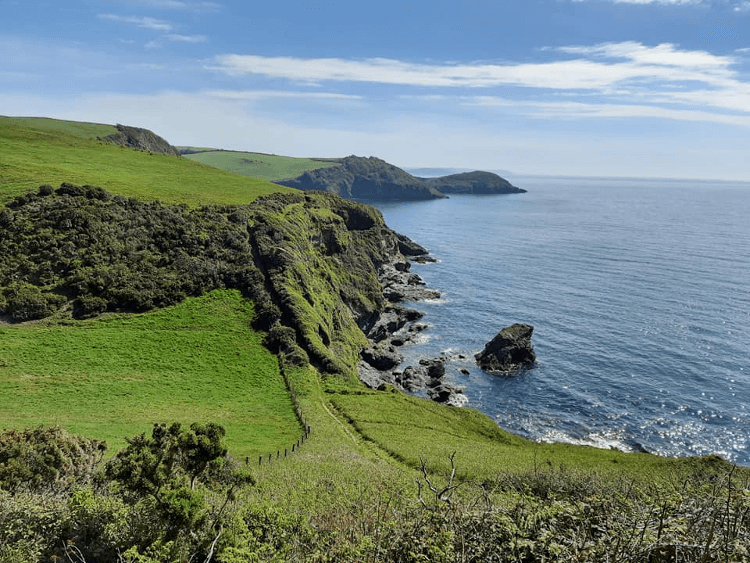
left=250, top=358, right=312, bottom=466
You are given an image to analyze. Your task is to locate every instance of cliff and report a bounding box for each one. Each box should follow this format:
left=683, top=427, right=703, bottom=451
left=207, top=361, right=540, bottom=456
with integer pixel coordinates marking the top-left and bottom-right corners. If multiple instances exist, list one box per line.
left=0, top=186, right=428, bottom=378
left=275, top=155, right=525, bottom=201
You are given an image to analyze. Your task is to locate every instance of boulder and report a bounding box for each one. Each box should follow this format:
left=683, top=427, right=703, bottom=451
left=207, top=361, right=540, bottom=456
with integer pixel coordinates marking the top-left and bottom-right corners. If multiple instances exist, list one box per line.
left=361, top=344, right=404, bottom=371
left=475, top=323, right=536, bottom=374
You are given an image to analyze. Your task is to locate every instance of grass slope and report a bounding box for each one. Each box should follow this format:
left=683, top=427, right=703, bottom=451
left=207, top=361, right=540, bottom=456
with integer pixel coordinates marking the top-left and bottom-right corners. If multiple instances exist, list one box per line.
left=0, top=290, right=301, bottom=457
left=0, top=117, right=294, bottom=206
left=180, top=148, right=339, bottom=181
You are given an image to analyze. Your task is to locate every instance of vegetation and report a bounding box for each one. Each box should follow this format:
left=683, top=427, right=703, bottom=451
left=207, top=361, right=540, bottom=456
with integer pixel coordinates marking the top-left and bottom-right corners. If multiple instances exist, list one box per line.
left=180, top=148, right=339, bottom=181
left=1, top=117, right=749, bottom=562
left=0, top=290, right=300, bottom=457
left=0, top=117, right=293, bottom=206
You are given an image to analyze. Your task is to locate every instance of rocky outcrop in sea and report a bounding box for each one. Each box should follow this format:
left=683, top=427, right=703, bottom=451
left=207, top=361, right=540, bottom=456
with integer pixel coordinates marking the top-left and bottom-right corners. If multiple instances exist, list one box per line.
left=475, top=323, right=536, bottom=374
left=356, top=248, right=467, bottom=407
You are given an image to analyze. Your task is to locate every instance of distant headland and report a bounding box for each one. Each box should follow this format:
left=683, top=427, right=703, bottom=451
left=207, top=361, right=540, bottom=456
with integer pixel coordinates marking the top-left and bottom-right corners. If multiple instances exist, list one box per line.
left=274, top=155, right=526, bottom=201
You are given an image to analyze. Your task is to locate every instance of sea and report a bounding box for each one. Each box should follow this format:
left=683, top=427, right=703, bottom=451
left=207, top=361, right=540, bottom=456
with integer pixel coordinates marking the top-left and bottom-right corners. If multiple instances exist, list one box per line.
left=371, top=176, right=750, bottom=465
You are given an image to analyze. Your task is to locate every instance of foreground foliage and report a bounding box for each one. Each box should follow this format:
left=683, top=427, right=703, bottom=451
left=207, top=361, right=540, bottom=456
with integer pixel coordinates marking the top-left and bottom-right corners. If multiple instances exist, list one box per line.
left=1, top=425, right=748, bottom=562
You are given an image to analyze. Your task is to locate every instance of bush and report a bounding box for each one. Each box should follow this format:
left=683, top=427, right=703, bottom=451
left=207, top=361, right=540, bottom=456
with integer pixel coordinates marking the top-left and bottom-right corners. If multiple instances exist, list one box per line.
left=0, top=425, right=106, bottom=492
left=2, top=282, right=65, bottom=321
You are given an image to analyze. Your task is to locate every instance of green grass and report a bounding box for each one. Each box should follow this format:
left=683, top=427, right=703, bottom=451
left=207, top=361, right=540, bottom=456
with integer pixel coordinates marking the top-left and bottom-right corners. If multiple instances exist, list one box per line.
left=0, top=290, right=301, bottom=458
left=180, top=148, right=339, bottom=181
left=326, top=388, right=678, bottom=483
left=0, top=117, right=294, bottom=206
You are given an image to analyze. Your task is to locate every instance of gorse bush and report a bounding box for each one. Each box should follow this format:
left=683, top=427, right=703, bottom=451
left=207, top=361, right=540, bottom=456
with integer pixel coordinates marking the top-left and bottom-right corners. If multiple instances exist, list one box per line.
left=1, top=426, right=749, bottom=562
left=0, top=425, right=105, bottom=492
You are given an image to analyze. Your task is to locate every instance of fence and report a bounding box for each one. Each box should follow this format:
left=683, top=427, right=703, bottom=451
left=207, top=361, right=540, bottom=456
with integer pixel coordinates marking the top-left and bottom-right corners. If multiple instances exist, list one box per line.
left=250, top=357, right=312, bottom=466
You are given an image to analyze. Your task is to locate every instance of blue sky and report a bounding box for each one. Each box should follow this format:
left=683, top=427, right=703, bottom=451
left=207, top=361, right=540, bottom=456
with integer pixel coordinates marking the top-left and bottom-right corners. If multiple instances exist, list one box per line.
left=2, top=0, right=750, bottom=179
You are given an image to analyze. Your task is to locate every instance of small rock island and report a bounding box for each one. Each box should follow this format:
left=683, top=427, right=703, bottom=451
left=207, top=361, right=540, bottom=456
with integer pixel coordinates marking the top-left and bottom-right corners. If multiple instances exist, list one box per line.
left=475, top=323, right=536, bottom=374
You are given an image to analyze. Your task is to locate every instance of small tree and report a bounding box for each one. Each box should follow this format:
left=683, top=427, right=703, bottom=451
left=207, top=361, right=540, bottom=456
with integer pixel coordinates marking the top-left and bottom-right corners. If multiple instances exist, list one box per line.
left=105, top=422, right=253, bottom=556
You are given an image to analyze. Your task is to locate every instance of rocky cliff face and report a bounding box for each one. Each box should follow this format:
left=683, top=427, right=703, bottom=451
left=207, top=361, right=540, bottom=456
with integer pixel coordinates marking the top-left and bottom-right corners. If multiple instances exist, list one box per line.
left=275, top=156, right=525, bottom=201
left=99, top=124, right=182, bottom=156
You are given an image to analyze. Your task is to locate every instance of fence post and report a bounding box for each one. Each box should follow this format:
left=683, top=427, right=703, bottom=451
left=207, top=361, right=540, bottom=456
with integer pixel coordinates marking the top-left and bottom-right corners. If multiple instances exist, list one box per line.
left=258, top=455, right=262, bottom=466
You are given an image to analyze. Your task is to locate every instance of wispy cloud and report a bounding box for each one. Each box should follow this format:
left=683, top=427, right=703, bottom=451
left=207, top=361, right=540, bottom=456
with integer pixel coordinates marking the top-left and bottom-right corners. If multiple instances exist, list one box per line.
left=164, top=34, right=207, bottom=43
left=211, top=42, right=750, bottom=130
left=213, top=43, right=738, bottom=91
left=134, top=0, right=222, bottom=10
left=574, top=0, right=750, bottom=8
left=465, top=96, right=750, bottom=126
left=99, top=14, right=174, bottom=32
left=205, top=90, right=363, bottom=101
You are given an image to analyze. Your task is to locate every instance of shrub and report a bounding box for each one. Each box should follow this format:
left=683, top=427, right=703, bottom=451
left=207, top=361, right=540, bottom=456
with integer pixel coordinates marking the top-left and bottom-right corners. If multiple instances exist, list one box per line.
left=0, top=425, right=106, bottom=492
left=2, top=282, right=65, bottom=321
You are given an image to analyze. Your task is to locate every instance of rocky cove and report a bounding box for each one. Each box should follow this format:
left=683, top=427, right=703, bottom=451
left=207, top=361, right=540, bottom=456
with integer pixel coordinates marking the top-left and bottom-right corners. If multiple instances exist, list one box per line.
left=356, top=242, right=536, bottom=407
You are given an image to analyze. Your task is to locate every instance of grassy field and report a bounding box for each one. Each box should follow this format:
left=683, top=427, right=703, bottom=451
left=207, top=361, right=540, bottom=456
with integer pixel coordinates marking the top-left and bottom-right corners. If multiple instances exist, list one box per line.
left=0, top=290, right=301, bottom=458
left=180, top=148, right=339, bottom=181
left=0, top=117, right=294, bottom=206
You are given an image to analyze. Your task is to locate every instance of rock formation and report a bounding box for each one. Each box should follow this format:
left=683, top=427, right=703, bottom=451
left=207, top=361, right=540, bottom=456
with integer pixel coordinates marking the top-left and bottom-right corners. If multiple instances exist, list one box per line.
left=475, top=324, right=536, bottom=374
left=99, top=124, right=182, bottom=156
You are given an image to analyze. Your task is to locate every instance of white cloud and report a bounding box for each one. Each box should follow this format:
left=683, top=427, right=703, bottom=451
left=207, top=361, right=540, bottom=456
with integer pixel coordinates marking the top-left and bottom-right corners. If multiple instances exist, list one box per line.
left=164, top=34, right=207, bottom=43
left=212, top=43, right=738, bottom=91
left=577, top=0, right=750, bottom=8
left=99, top=14, right=174, bottom=32
left=466, top=96, right=750, bottom=126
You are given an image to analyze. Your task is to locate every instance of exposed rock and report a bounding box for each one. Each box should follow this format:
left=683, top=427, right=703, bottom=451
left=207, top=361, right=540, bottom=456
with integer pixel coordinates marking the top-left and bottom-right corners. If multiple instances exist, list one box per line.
left=364, top=305, right=424, bottom=343
left=360, top=344, right=404, bottom=372
left=380, top=262, right=441, bottom=303
left=475, top=323, right=536, bottom=374
left=99, top=124, right=181, bottom=156
left=397, top=366, right=427, bottom=392
left=428, top=383, right=467, bottom=406
left=419, top=358, right=446, bottom=380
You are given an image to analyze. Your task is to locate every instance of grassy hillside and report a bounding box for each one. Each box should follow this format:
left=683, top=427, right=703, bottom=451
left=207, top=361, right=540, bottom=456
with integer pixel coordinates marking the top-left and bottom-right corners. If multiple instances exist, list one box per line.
left=0, top=290, right=300, bottom=458
left=180, top=148, right=339, bottom=181
left=1, top=117, right=748, bottom=562
left=0, top=117, right=294, bottom=206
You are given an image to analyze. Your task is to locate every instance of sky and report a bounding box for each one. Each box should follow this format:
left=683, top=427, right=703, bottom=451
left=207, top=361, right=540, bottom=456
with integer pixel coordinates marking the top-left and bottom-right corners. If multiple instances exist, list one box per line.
left=2, top=0, right=750, bottom=180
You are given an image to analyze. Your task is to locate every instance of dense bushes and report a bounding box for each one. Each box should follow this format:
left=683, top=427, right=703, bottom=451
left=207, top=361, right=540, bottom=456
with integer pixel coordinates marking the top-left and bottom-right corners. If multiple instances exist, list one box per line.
left=1, top=424, right=749, bottom=562
left=0, top=184, right=269, bottom=322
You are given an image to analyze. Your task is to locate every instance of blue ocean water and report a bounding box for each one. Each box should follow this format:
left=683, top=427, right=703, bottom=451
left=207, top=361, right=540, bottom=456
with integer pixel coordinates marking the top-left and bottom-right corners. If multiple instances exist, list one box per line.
left=372, top=176, right=750, bottom=464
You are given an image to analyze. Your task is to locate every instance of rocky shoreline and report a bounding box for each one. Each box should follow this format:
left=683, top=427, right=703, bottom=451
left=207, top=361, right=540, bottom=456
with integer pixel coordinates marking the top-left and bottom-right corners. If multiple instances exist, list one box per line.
left=357, top=243, right=468, bottom=407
